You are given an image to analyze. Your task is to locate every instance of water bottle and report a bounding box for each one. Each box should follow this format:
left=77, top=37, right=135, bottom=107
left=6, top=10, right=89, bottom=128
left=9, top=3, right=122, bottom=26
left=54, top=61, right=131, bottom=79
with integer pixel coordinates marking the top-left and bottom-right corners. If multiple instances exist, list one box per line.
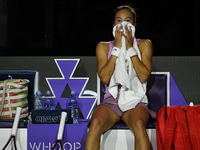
left=35, top=91, right=43, bottom=110
left=44, top=91, right=54, bottom=110
left=68, top=91, right=78, bottom=124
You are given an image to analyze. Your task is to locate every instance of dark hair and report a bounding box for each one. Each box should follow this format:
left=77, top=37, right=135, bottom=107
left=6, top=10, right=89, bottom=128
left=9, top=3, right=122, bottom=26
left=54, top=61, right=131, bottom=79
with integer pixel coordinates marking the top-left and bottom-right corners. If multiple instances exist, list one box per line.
left=113, top=4, right=137, bottom=24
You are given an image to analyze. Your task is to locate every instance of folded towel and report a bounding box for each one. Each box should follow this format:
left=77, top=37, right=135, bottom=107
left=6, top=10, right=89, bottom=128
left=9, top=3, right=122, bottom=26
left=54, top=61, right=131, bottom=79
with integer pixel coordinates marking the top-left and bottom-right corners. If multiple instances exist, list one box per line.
left=109, top=21, right=148, bottom=112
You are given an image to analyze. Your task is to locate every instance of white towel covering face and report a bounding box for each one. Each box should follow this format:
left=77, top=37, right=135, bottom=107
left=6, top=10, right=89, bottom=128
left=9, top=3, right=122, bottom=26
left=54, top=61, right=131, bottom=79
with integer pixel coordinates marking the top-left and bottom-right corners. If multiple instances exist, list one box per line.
left=112, top=22, right=136, bottom=57
left=109, top=21, right=148, bottom=112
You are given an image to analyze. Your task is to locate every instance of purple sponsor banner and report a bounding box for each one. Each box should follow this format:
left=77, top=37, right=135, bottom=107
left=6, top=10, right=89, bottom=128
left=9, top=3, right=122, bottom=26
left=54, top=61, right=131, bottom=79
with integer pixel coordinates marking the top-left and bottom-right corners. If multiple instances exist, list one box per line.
left=28, top=124, right=87, bottom=150
left=46, top=59, right=96, bottom=119
left=170, top=74, right=188, bottom=106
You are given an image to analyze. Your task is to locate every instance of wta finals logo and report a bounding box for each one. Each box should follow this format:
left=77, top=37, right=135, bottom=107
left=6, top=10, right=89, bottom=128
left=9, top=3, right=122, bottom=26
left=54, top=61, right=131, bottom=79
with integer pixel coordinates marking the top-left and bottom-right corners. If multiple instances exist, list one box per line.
left=46, top=59, right=97, bottom=119
left=28, top=59, right=95, bottom=150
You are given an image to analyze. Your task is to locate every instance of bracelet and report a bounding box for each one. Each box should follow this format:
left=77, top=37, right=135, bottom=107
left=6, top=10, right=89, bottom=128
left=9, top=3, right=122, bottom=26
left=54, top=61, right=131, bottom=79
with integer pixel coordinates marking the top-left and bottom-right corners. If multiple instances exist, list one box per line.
left=127, top=47, right=137, bottom=57
left=111, top=47, right=120, bottom=57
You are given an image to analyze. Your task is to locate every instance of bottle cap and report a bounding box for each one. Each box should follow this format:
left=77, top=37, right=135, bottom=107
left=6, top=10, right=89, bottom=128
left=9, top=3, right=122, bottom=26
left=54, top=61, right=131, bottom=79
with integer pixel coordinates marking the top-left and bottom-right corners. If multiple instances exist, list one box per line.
left=189, top=102, right=194, bottom=106
left=46, top=90, right=51, bottom=96
left=8, top=75, right=13, bottom=80
left=71, top=91, right=75, bottom=95
left=36, top=91, right=42, bottom=96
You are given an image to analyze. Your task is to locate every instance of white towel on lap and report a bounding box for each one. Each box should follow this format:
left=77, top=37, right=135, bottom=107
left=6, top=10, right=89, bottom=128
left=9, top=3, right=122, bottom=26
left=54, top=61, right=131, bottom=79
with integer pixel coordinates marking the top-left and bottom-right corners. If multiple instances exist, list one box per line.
left=109, top=21, right=148, bottom=112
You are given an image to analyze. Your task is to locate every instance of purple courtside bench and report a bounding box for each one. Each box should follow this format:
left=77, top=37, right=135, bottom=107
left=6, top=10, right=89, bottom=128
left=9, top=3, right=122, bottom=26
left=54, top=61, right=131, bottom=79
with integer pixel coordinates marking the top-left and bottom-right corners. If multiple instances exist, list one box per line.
left=97, top=72, right=170, bottom=130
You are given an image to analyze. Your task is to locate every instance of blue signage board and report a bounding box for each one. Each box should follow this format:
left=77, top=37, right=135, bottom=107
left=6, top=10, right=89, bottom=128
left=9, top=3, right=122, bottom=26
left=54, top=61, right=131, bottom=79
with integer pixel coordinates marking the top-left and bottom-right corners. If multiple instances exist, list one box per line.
left=28, top=124, right=87, bottom=150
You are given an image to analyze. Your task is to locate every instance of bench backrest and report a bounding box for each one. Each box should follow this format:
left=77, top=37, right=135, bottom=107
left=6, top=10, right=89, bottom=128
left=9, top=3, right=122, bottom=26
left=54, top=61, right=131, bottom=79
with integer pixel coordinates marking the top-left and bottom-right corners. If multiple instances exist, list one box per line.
left=97, top=72, right=170, bottom=129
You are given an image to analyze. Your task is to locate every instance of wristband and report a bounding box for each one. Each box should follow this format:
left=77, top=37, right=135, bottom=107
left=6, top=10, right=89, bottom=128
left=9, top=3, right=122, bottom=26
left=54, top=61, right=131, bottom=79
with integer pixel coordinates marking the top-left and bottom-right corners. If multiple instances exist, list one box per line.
left=111, top=47, right=120, bottom=57
left=127, top=47, right=137, bottom=57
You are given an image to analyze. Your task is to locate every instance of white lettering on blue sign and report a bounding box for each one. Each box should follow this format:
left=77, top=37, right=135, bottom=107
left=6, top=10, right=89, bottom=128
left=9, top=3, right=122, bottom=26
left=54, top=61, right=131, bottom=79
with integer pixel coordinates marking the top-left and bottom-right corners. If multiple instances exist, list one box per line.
left=29, top=142, right=81, bottom=150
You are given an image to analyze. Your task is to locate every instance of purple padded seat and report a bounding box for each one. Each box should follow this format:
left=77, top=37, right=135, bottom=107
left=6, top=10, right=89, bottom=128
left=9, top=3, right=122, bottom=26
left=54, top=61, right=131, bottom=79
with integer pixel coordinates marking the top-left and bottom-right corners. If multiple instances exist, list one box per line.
left=100, top=74, right=167, bottom=130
